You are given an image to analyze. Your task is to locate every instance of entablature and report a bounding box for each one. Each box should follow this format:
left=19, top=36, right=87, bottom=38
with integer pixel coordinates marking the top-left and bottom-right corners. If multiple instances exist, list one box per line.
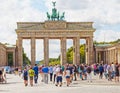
left=16, top=21, right=95, bottom=31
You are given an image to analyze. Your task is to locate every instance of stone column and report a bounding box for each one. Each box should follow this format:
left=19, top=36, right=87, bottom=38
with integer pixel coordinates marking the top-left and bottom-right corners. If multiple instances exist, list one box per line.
left=73, top=37, right=80, bottom=65
left=85, top=39, right=88, bottom=64
left=96, top=50, right=98, bottom=63
left=114, top=49, right=117, bottom=63
left=31, top=37, right=36, bottom=66
left=113, top=50, right=115, bottom=62
left=17, top=37, right=23, bottom=66
left=104, top=51, right=106, bottom=64
left=118, top=48, right=120, bottom=64
left=60, top=37, right=67, bottom=65
left=86, top=37, right=93, bottom=64
left=44, top=38, right=49, bottom=66
left=13, top=51, right=15, bottom=67
left=108, top=50, right=110, bottom=64
left=106, top=50, right=108, bottom=64
left=110, top=50, right=112, bottom=63
left=111, top=50, right=113, bottom=63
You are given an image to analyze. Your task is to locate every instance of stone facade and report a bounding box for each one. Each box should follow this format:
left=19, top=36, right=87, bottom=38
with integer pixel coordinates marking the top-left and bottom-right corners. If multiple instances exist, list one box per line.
left=0, top=43, right=16, bottom=66
left=0, top=43, right=6, bottom=66
left=16, top=21, right=95, bottom=66
left=94, top=43, right=120, bottom=64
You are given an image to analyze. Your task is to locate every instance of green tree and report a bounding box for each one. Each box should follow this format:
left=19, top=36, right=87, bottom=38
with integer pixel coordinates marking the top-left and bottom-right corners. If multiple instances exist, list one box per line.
left=67, top=47, right=73, bottom=63
left=23, top=50, right=30, bottom=66
left=80, top=44, right=85, bottom=63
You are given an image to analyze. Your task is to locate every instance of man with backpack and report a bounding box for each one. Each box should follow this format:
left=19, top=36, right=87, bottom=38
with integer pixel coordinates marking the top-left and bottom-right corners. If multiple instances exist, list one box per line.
left=86, top=65, right=92, bottom=82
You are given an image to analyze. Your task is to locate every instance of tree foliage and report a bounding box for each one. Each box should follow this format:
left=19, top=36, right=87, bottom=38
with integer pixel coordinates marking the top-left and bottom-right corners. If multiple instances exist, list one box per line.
left=23, top=50, right=30, bottom=66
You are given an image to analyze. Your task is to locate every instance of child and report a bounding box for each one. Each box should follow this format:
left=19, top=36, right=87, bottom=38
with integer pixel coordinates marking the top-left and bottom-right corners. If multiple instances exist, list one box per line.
left=23, top=67, right=28, bottom=86
left=28, top=67, right=35, bottom=86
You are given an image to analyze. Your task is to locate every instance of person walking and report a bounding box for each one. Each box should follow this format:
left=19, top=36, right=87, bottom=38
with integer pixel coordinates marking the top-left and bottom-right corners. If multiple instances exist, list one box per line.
left=55, top=69, right=63, bottom=87
left=99, top=64, right=104, bottom=79
left=28, top=67, right=35, bottom=86
left=23, top=67, right=28, bottom=86
left=33, top=64, right=39, bottom=84
left=64, top=66, right=71, bottom=86
left=107, top=64, right=113, bottom=81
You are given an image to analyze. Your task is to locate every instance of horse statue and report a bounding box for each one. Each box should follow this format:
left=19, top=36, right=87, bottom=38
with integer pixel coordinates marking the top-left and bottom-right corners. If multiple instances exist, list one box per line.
left=57, top=12, right=60, bottom=20
left=46, top=12, right=51, bottom=20
left=60, top=12, right=65, bottom=20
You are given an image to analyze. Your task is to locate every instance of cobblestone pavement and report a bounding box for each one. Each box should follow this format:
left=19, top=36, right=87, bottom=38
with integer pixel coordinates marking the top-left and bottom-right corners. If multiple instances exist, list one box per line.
left=0, top=74, right=120, bottom=93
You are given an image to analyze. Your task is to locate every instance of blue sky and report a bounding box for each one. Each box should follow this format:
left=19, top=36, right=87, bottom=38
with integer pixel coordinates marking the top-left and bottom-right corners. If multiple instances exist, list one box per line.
left=0, top=0, right=120, bottom=61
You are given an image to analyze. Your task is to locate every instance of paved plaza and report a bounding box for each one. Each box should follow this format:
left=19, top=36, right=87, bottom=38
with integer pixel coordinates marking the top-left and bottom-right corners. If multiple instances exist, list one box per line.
left=0, top=74, right=120, bottom=93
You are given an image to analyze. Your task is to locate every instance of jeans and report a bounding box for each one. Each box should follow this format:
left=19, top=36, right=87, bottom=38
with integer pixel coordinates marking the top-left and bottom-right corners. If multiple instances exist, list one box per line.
left=44, top=73, right=48, bottom=84
left=34, top=74, right=38, bottom=84
left=50, top=73, right=53, bottom=81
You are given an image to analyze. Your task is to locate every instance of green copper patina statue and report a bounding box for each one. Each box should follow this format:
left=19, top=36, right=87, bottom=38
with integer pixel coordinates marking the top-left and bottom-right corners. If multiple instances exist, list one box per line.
left=46, top=12, right=50, bottom=20
left=60, top=12, right=65, bottom=20
left=52, top=1, right=56, bottom=7
left=46, top=1, right=65, bottom=21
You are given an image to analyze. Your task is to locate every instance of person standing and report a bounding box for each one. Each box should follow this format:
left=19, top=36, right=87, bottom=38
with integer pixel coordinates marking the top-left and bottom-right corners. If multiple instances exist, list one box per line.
left=28, top=67, right=35, bottom=86
left=49, top=65, right=53, bottom=82
left=42, top=65, right=49, bottom=84
left=53, top=65, right=57, bottom=83
left=115, top=63, right=119, bottom=82
left=39, top=65, right=44, bottom=82
left=33, top=64, right=39, bottom=84
left=86, top=65, right=92, bottom=82
left=64, top=66, right=71, bottom=86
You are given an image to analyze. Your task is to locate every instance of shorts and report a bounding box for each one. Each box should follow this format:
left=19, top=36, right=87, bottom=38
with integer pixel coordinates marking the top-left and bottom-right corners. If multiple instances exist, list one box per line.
left=29, top=76, right=33, bottom=80
left=66, top=76, right=70, bottom=78
left=24, top=76, right=28, bottom=80
left=56, top=76, right=62, bottom=83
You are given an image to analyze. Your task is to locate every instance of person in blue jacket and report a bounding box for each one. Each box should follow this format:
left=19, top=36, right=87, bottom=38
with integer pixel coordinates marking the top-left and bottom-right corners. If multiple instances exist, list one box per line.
left=33, top=64, right=39, bottom=84
left=99, top=64, right=104, bottom=79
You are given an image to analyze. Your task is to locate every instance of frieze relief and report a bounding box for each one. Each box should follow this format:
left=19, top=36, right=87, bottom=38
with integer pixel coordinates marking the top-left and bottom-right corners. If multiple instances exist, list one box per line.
left=17, top=23, right=45, bottom=30
left=45, top=21, right=66, bottom=29
left=17, top=22, right=95, bottom=31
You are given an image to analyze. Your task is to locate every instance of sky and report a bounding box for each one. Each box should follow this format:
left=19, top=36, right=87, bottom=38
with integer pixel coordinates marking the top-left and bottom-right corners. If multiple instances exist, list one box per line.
left=0, top=0, right=120, bottom=61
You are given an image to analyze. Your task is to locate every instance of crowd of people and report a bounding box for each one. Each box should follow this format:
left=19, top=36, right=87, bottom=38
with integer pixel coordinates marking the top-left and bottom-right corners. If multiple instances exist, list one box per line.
left=0, top=62, right=120, bottom=86
left=21, top=62, right=120, bottom=87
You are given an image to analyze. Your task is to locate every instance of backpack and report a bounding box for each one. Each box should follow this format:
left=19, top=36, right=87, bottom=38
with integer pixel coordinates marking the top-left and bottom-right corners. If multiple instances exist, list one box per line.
left=87, top=67, right=92, bottom=73
left=23, top=70, right=28, bottom=76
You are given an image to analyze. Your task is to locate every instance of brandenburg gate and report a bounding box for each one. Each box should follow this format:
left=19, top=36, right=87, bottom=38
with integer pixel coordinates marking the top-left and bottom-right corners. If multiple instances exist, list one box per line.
left=15, top=2, right=95, bottom=66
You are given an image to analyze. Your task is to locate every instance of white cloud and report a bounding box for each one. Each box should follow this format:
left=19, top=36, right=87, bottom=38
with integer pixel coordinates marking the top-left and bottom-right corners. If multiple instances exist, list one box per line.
left=94, top=30, right=120, bottom=42
left=46, top=0, right=120, bottom=24
left=0, top=0, right=120, bottom=61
